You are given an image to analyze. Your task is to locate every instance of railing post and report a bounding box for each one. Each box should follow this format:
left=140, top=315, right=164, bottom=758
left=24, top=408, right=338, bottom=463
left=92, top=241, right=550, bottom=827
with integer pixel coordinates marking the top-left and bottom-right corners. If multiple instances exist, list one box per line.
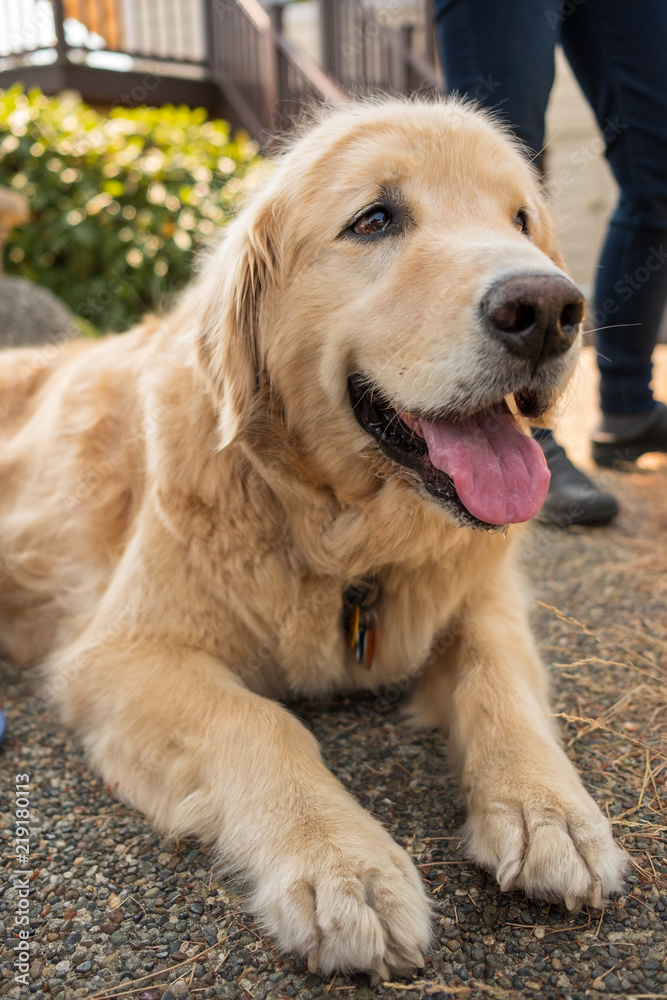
left=320, top=0, right=341, bottom=79
left=52, top=0, right=67, bottom=65
left=262, top=5, right=281, bottom=133
left=268, top=4, right=290, bottom=128
left=202, top=0, right=218, bottom=75
left=390, top=23, right=412, bottom=93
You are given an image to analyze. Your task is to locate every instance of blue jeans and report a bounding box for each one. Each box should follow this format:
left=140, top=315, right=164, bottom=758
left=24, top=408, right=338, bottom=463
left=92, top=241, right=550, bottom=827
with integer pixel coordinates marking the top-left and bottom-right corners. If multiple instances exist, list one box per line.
left=433, top=0, right=667, bottom=415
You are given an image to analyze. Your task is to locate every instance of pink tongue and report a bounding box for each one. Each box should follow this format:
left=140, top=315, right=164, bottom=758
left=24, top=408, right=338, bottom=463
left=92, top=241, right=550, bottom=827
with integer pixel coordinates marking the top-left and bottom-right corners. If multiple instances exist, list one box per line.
left=417, top=407, right=550, bottom=525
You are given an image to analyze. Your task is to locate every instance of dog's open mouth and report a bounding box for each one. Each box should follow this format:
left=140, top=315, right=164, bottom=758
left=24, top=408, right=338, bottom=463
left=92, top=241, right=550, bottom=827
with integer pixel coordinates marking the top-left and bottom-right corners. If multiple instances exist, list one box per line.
left=348, top=375, right=550, bottom=530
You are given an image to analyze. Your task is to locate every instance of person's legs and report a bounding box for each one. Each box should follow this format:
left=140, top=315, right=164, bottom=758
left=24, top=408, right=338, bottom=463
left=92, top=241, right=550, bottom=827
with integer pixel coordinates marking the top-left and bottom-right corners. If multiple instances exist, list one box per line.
left=433, top=0, right=618, bottom=523
left=432, top=0, right=555, bottom=166
left=560, top=0, right=667, bottom=464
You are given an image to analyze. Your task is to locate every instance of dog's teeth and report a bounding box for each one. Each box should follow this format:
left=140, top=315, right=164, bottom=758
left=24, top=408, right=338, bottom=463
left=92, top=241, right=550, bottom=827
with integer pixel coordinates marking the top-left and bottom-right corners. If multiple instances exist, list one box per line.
left=399, top=410, right=424, bottom=436
left=307, top=946, right=319, bottom=973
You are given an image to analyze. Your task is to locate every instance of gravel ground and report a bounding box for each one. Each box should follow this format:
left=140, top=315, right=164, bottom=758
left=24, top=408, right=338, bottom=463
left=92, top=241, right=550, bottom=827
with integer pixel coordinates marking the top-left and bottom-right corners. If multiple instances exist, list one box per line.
left=1, top=347, right=666, bottom=1000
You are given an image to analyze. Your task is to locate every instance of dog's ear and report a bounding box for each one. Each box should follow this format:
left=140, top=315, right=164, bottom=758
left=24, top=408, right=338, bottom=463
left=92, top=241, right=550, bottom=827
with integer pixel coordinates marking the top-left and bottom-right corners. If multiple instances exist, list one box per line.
left=195, top=201, right=280, bottom=448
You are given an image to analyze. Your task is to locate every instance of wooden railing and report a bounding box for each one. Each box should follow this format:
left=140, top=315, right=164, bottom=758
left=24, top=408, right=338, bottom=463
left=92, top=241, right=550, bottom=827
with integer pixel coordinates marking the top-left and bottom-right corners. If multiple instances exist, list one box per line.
left=270, top=6, right=349, bottom=132
left=0, top=0, right=206, bottom=65
left=0, top=0, right=442, bottom=142
left=205, top=0, right=345, bottom=141
left=320, top=0, right=440, bottom=96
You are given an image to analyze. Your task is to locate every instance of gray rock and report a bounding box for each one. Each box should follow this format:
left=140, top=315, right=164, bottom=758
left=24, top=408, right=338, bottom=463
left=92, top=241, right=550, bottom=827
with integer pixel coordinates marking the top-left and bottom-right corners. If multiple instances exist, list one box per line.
left=0, top=274, right=78, bottom=348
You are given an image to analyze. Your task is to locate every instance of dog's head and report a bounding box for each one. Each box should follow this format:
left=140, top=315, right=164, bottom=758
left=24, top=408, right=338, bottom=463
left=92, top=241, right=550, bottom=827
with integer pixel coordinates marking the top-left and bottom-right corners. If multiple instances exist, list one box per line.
left=195, top=99, right=582, bottom=531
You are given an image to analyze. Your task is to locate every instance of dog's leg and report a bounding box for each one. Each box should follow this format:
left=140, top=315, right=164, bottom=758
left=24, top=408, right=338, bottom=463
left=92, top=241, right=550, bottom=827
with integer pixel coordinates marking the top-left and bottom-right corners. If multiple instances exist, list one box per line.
left=411, top=572, right=627, bottom=909
left=51, top=639, right=431, bottom=977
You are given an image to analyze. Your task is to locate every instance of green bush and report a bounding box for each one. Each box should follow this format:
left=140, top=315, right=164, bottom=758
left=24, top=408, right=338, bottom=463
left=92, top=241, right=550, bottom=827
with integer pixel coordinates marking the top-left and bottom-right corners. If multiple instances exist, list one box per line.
left=0, top=86, right=262, bottom=331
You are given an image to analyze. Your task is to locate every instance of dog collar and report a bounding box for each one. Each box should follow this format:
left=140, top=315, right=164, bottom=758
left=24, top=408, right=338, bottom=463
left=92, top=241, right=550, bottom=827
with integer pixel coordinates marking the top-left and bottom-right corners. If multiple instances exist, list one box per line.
left=342, top=576, right=381, bottom=669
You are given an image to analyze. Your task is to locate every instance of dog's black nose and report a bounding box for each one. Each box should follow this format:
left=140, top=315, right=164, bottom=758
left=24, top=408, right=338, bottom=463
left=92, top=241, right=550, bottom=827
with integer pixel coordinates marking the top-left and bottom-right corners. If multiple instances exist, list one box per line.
left=482, top=275, right=584, bottom=364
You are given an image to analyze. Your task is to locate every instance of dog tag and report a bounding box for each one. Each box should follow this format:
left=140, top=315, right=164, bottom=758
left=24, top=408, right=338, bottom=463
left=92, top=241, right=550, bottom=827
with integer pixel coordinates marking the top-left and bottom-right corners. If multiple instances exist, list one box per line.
left=354, top=623, right=366, bottom=666
left=355, top=609, right=378, bottom=669
left=343, top=578, right=381, bottom=669
left=347, top=604, right=360, bottom=650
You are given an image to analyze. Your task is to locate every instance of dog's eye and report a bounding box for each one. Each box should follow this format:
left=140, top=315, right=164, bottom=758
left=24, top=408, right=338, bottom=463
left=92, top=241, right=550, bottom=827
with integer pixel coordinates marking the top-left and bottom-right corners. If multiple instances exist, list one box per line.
left=514, top=210, right=529, bottom=236
left=351, top=207, right=393, bottom=236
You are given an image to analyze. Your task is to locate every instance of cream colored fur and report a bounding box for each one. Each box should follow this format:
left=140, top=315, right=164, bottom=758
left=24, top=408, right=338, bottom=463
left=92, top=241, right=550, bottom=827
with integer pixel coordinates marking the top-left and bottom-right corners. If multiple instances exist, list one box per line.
left=0, top=99, right=626, bottom=978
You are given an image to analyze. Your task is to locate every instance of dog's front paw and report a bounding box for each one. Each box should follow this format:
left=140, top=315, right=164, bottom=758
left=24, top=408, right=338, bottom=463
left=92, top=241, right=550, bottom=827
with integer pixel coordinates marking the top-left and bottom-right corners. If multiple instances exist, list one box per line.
left=464, top=776, right=628, bottom=910
left=251, top=826, right=432, bottom=978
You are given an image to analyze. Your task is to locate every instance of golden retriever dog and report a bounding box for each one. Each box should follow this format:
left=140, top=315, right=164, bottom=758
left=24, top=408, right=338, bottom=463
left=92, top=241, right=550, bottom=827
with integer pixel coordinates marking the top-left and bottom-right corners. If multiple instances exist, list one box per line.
left=0, top=98, right=627, bottom=979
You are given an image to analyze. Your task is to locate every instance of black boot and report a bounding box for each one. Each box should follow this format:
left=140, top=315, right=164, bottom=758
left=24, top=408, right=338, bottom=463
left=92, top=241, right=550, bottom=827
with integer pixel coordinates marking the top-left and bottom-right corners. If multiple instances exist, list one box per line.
left=592, top=401, right=667, bottom=468
left=535, top=431, right=619, bottom=527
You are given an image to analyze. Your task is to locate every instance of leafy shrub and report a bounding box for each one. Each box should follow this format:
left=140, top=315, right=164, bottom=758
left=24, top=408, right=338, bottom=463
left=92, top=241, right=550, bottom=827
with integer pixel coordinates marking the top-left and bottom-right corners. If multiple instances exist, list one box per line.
left=0, top=85, right=262, bottom=331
